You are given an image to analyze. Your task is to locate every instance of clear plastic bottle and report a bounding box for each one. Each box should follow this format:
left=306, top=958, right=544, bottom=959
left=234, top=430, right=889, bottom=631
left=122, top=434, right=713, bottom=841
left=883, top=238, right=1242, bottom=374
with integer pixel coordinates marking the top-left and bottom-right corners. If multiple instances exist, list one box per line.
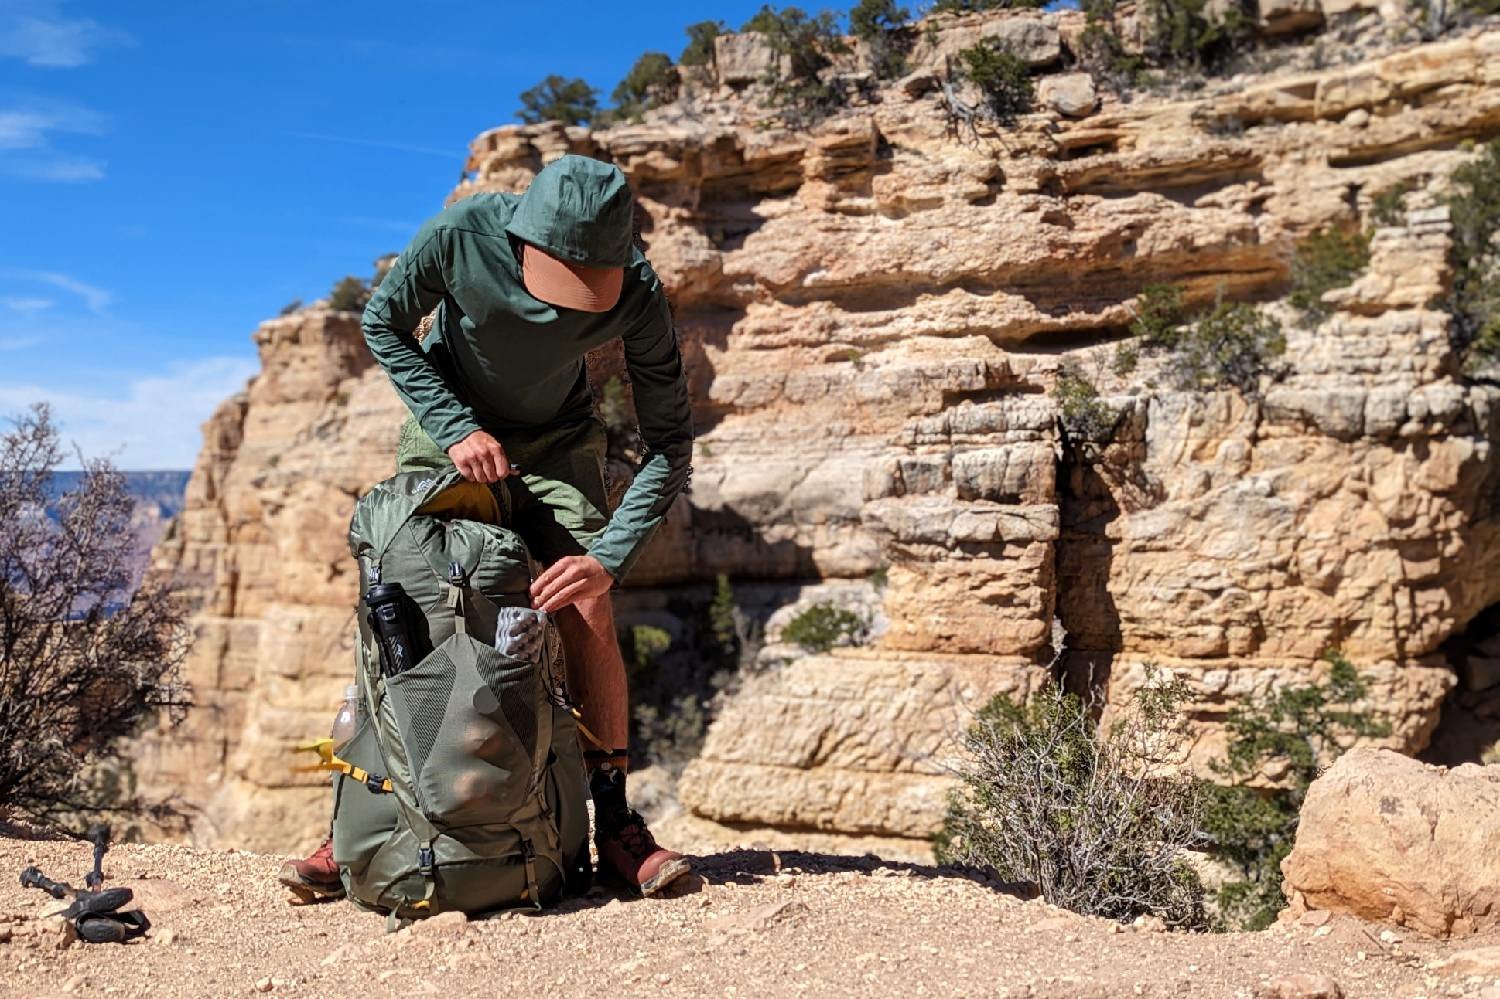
left=330, top=684, right=360, bottom=754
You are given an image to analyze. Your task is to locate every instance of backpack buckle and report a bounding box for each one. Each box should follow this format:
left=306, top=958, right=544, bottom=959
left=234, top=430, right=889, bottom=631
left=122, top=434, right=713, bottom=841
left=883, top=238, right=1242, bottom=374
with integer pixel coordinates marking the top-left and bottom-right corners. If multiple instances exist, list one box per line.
left=364, top=772, right=387, bottom=794
left=417, top=847, right=436, bottom=877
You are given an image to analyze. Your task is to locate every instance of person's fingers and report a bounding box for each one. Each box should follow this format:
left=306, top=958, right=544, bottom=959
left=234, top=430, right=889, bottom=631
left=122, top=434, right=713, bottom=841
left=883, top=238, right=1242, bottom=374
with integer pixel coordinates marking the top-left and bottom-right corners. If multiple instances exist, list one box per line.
left=537, top=577, right=592, bottom=614
left=530, top=559, right=571, bottom=599
left=476, top=447, right=499, bottom=483
left=533, top=564, right=584, bottom=606
left=493, top=444, right=512, bottom=480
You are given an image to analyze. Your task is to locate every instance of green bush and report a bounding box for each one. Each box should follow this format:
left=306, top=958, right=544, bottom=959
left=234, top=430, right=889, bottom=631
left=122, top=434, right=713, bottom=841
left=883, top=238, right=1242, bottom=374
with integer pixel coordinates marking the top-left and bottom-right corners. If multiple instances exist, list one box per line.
left=1171, top=301, right=1286, bottom=395
left=1077, top=0, right=1251, bottom=83
left=611, top=51, right=678, bottom=122
left=935, top=676, right=1207, bottom=928
left=596, top=374, right=639, bottom=464
left=849, top=0, right=910, bottom=79
left=1078, top=0, right=1145, bottom=89
left=621, top=578, right=754, bottom=771
left=1200, top=650, right=1391, bottom=930
left=780, top=601, right=866, bottom=653
left=1288, top=226, right=1371, bottom=324
left=1139, top=0, right=1253, bottom=70
left=1053, top=361, right=1119, bottom=444
left=627, top=625, right=672, bottom=674
left=326, top=276, right=370, bottom=312
left=956, top=40, right=1034, bottom=124
left=681, top=20, right=728, bottom=66
left=517, top=75, right=599, bottom=126
left=707, top=574, right=740, bottom=663
left=1367, top=180, right=1415, bottom=229
left=278, top=299, right=302, bottom=316
left=1443, top=138, right=1500, bottom=363
left=1117, top=286, right=1285, bottom=396
left=743, top=5, right=851, bottom=128
left=1116, top=283, right=1185, bottom=379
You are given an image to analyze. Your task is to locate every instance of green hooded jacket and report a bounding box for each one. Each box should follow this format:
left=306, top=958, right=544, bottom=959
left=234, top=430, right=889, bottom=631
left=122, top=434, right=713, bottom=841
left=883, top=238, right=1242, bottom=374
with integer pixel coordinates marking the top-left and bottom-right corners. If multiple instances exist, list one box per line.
left=361, top=155, right=693, bottom=582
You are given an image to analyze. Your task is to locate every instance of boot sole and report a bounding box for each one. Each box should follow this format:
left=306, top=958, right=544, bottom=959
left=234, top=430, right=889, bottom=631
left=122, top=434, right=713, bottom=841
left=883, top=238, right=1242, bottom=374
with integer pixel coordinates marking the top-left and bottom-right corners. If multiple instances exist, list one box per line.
left=639, top=856, right=694, bottom=897
left=277, top=865, right=346, bottom=901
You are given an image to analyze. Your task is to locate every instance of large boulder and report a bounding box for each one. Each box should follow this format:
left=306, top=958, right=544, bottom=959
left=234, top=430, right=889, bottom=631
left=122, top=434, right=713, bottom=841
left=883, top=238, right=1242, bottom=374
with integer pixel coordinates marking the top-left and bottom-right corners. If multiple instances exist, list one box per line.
left=1037, top=73, right=1099, bottom=117
left=1282, top=748, right=1500, bottom=936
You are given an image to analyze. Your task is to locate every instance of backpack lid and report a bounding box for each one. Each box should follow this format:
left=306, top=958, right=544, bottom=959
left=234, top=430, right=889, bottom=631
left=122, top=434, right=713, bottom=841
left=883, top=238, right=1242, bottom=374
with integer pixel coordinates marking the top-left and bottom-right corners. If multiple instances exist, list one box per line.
left=348, top=467, right=507, bottom=567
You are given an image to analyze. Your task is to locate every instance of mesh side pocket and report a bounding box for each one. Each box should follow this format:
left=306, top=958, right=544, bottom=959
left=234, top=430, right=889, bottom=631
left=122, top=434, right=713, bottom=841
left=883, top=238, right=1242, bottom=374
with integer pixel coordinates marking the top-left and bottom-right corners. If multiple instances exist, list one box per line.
left=473, top=645, right=550, bottom=784
left=385, top=645, right=458, bottom=802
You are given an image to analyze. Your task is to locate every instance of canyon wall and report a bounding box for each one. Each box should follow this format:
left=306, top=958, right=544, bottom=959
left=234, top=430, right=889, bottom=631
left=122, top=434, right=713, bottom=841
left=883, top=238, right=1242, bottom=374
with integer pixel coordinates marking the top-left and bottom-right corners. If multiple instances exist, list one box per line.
left=138, top=6, right=1500, bottom=851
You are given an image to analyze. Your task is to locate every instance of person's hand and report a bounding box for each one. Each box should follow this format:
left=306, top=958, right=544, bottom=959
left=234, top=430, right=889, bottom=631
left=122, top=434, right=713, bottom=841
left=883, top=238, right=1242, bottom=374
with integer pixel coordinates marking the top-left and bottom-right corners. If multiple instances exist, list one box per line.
left=531, top=555, right=613, bottom=613
left=448, top=429, right=511, bottom=483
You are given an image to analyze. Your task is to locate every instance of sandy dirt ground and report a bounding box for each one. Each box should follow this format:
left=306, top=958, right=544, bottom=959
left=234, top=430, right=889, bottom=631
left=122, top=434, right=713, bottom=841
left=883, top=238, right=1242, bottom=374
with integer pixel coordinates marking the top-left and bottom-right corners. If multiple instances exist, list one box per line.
left=4, top=825, right=1500, bottom=999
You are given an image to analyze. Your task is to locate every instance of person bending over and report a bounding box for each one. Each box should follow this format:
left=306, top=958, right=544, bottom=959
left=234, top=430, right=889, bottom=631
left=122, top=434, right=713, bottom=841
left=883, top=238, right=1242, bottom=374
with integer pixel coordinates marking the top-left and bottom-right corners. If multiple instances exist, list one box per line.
left=280, top=154, right=693, bottom=898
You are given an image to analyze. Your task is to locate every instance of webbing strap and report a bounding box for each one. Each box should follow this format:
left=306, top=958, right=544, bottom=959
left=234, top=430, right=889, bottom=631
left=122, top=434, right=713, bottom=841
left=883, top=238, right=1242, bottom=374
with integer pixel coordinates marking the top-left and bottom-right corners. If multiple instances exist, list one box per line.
left=521, top=840, right=542, bottom=911
left=446, top=583, right=467, bottom=636
left=569, top=706, right=613, bottom=756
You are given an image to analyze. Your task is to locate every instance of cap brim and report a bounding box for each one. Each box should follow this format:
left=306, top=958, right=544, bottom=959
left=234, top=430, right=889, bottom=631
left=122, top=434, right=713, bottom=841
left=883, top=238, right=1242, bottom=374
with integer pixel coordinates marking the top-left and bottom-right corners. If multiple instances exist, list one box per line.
left=521, top=243, right=623, bottom=313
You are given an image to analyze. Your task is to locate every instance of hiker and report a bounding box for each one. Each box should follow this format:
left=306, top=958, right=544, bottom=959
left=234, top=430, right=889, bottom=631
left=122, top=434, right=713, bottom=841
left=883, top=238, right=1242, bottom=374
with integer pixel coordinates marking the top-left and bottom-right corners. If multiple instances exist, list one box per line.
left=280, top=154, right=693, bottom=898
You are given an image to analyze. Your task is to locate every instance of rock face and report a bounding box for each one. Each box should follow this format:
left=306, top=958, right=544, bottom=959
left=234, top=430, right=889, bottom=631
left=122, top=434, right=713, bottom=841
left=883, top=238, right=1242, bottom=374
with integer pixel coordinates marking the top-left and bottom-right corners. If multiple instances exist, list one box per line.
left=1282, top=748, right=1500, bottom=936
left=135, top=311, right=405, bottom=850
left=138, top=9, right=1500, bottom=850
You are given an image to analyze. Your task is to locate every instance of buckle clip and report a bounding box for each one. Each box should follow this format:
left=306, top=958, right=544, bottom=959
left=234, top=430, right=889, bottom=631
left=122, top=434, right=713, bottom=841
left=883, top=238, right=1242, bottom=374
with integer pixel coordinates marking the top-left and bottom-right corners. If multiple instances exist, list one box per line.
left=364, top=772, right=387, bottom=793
left=417, top=847, right=436, bottom=876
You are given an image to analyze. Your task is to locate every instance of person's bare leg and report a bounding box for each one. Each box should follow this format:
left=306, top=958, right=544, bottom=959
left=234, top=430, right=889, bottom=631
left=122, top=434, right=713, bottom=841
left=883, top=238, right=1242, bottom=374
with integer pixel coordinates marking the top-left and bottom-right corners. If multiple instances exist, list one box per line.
left=554, top=589, right=691, bottom=894
left=554, top=592, right=629, bottom=770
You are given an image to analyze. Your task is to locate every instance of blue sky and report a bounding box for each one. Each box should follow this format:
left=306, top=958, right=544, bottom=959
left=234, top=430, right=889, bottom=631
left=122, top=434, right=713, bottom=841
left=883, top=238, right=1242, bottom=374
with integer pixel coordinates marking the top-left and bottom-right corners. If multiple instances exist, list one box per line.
left=0, top=0, right=773, bottom=468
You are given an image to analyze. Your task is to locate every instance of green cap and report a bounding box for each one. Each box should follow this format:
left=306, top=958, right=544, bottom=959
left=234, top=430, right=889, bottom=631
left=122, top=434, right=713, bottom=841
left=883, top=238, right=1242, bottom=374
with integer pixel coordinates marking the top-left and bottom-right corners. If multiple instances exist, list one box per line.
left=504, top=154, right=635, bottom=268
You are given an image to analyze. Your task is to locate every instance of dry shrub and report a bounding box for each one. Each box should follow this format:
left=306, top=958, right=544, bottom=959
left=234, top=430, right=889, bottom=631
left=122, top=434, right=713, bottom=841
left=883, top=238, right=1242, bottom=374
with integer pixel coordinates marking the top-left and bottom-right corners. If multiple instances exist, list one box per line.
left=936, top=672, right=1208, bottom=929
left=0, top=404, right=190, bottom=825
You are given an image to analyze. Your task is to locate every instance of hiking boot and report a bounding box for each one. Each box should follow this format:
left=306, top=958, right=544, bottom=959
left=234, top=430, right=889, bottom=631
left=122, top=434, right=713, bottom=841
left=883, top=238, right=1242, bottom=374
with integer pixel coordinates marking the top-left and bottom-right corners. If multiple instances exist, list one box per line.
left=595, top=809, right=692, bottom=897
left=277, top=834, right=344, bottom=900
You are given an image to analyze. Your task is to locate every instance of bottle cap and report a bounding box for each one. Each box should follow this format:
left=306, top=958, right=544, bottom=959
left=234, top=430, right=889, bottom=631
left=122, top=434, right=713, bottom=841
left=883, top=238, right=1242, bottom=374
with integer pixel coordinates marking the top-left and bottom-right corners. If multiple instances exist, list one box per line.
left=344, top=684, right=359, bottom=700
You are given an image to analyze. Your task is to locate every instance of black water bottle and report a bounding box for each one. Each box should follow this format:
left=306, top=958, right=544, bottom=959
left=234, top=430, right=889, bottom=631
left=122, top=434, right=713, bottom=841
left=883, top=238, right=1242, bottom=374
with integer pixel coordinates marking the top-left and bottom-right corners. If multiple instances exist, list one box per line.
left=365, top=582, right=428, bottom=678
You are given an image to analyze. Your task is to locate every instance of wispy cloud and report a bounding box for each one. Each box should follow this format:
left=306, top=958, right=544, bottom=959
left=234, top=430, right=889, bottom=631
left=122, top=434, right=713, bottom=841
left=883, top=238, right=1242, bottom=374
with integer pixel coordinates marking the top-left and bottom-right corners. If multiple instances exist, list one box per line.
left=0, top=355, right=259, bottom=469
left=4, top=154, right=104, bottom=182
left=0, top=335, right=42, bottom=351
left=1, top=296, right=53, bottom=314
left=0, top=99, right=103, bottom=149
left=0, top=1, right=131, bottom=68
left=0, top=268, right=112, bottom=312
left=0, top=97, right=107, bottom=183
left=288, top=130, right=457, bottom=160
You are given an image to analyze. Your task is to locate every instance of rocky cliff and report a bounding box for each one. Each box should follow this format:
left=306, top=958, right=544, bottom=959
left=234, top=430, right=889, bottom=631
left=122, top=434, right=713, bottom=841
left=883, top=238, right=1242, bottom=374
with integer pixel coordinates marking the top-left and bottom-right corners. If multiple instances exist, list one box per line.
left=137, top=4, right=1500, bottom=852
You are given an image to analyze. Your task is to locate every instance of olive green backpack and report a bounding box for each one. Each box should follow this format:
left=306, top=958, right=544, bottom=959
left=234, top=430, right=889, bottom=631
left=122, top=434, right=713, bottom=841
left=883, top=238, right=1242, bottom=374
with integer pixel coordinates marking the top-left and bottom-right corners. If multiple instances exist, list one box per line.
left=329, top=466, right=591, bottom=925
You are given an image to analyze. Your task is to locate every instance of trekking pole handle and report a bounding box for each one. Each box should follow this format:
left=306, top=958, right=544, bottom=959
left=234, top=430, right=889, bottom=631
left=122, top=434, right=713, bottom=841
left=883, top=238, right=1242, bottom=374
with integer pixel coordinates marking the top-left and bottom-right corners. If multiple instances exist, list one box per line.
left=20, top=866, right=72, bottom=899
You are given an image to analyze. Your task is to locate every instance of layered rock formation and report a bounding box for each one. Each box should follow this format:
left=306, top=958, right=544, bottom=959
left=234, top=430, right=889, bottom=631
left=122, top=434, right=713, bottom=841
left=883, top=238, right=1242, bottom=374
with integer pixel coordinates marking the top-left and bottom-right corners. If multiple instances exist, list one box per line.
left=138, top=6, right=1500, bottom=850
left=135, top=313, right=405, bottom=849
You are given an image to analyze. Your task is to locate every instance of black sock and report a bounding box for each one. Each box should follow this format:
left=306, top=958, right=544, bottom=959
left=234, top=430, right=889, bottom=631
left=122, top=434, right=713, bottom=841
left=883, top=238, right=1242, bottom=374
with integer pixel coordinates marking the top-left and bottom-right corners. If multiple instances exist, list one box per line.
left=589, top=764, right=629, bottom=822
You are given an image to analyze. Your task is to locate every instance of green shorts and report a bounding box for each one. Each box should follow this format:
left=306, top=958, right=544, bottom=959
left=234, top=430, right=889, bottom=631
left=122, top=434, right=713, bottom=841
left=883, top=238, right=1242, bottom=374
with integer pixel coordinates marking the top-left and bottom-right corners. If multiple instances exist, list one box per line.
left=396, top=415, right=610, bottom=566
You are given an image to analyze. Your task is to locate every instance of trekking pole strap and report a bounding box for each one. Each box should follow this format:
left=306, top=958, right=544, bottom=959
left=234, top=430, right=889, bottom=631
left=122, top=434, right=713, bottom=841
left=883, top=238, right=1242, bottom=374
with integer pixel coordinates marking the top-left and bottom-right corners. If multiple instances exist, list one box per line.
left=293, top=738, right=393, bottom=794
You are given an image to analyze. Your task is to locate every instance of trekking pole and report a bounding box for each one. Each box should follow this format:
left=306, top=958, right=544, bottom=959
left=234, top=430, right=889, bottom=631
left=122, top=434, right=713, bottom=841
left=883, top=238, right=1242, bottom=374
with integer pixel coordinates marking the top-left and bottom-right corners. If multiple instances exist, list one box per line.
left=85, top=823, right=109, bottom=891
left=19, top=866, right=74, bottom=899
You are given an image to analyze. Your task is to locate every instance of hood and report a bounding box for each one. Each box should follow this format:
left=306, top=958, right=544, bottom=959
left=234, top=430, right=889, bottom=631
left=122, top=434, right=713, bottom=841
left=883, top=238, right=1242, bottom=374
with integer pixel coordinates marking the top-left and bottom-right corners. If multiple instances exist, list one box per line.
left=504, top=154, right=635, bottom=268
